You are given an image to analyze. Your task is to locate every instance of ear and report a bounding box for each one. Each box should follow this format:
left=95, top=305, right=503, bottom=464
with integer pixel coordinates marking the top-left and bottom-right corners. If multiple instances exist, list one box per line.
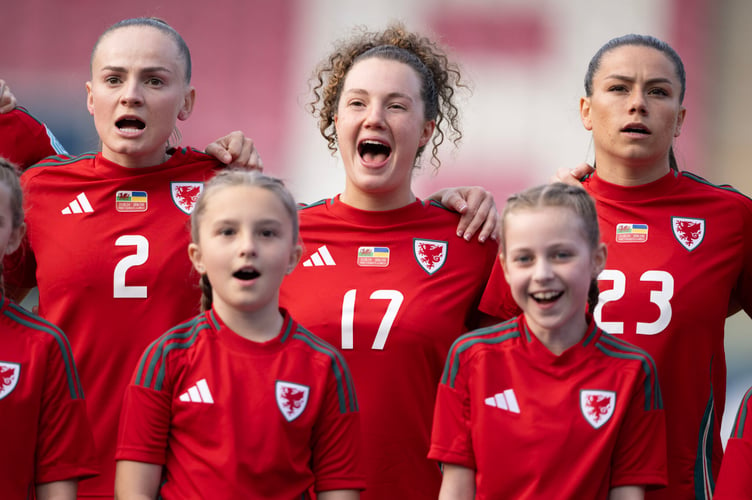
left=419, top=120, right=436, bottom=148
left=4, top=223, right=25, bottom=256
left=592, top=242, right=607, bottom=278
left=86, top=81, right=95, bottom=116
left=579, top=97, right=593, bottom=131
left=286, top=244, right=303, bottom=275
left=177, top=86, right=196, bottom=121
left=187, top=242, right=205, bottom=274
left=674, top=106, right=686, bottom=138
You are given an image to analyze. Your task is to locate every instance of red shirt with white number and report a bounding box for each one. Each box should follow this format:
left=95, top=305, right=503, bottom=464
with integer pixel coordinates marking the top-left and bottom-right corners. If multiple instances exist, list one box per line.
left=280, top=196, right=502, bottom=500
left=5, top=148, right=222, bottom=498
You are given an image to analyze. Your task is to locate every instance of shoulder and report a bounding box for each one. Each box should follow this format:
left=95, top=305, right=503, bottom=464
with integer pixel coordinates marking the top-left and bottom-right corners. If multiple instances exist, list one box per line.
left=442, top=318, right=522, bottom=387
left=132, top=313, right=213, bottom=390
left=288, top=322, right=358, bottom=413
left=1, top=300, right=84, bottom=398
left=678, top=171, right=752, bottom=207
left=729, top=386, right=752, bottom=439
left=593, top=330, right=663, bottom=409
left=22, top=152, right=96, bottom=180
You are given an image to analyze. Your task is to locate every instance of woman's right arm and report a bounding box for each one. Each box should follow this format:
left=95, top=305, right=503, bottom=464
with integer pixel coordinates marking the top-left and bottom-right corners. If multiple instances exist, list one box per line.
left=114, top=460, right=161, bottom=500
left=438, top=463, right=475, bottom=500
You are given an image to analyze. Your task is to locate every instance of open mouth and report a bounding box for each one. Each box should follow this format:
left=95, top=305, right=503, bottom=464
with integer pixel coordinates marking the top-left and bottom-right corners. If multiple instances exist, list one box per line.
left=531, top=291, right=563, bottom=304
left=116, top=118, right=146, bottom=130
left=358, top=139, right=391, bottom=163
left=621, top=124, right=650, bottom=135
left=233, top=269, right=260, bottom=280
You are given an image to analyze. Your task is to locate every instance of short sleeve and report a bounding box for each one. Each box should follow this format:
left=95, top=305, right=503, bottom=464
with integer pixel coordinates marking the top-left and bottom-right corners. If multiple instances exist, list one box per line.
left=610, top=365, right=667, bottom=489
left=478, top=263, right=521, bottom=321
left=310, top=353, right=365, bottom=493
left=115, top=370, right=172, bottom=465
left=35, top=331, right=98, bottom=483
left=428, top=356, right=476, bottom=469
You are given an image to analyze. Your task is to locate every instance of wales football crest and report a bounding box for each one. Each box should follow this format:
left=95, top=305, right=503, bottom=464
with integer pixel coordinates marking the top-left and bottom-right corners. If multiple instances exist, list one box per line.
left=580, top=389, right=615, bottom=429
left=0, top=362, right=20, bottom=400
left=276, top=381, right=310, bottom=422
left=672, top=217, right=705, bottom=251
left=171, top=182, right=204, bottom=214
left=413, top=239, right=447, bottom=275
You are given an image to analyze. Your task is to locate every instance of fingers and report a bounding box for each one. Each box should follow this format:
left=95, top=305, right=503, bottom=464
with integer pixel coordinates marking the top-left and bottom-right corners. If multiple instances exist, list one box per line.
left=204, top=131, right=263, bottom=170
left=550, top=163, right=593, bottom=186
left=0, top=80, right=18, bottom=114
left=451, top=187, right=498, bottom=243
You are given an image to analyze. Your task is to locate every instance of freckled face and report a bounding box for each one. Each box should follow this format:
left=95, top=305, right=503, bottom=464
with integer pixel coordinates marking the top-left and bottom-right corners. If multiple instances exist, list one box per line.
left=580, top=45, right=685, bottom=175
left=86, top=25, right=195, bottom=168
left=334, top=57, right=435, bottom=210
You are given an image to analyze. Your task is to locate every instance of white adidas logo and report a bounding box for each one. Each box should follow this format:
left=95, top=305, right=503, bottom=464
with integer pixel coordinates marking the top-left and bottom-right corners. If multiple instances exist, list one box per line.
left=178, top=378, right=214, bottom=404
left=485, top=389, right=520, bottom=414
left=61, top=193, right=93, bottom=215
left=302, top=245, right=336, bottom=267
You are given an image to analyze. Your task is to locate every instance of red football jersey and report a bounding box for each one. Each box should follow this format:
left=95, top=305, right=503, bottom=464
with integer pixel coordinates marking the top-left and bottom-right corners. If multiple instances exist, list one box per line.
left=4, top=148, right=223, bottom=498
left=279, top=196, right=500, bottom=500
left=0, top=293, right=98, bottom=496
left=429, top=315, right=667, bottom=499
left=0, top=107, right=66, bottom=169
left=116, top=309, right=364, bottom=498
left=714, top=386, right=752, bottom=499
left=481, top=171, right=752, bottom=500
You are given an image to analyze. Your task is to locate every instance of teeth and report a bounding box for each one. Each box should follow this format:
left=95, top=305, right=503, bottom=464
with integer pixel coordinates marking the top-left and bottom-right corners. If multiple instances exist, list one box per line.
left=532, top=291, right=561, bottom=300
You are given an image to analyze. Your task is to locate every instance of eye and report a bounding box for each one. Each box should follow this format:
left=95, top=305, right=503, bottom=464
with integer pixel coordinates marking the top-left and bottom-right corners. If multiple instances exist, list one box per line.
left=347, top=99, right=366, bottom=108
left=145, top=77, right=164, bottom=87
left=648, top=87, right=669, bottom=97
left=260, top=228, right=278, bottom=238
left=607, top=84, right=628, bottom=93
left=218, top=227, right=236, bottom=237
left=388, top=102, right=407, bottom=111
left=512, top=254, right=532, bottom=265
left=552, top=250, right=573, bottom=261
left=104, top=76, right=122, bottom=85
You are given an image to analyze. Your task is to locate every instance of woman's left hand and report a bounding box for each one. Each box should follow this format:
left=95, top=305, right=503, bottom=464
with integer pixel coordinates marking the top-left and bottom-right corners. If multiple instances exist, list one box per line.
left=205, top=131, right=263, bottom=170
left=429, top=186, right=499, bottom=243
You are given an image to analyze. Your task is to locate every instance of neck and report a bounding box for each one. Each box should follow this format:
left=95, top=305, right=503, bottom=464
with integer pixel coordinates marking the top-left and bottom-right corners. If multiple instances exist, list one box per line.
left=212, top=301, right=284, bottom=343
left=529, top=316, right=587, bottom=356
left=593, top=154, right=671, bottom=186
left=102, top=147, right=170, bottom=169
left=340, top=185, right=416, bottom=211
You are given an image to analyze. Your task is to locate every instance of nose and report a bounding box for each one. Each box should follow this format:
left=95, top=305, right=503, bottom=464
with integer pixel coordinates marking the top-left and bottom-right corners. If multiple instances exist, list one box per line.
left=532, top=258, right=553, bottom=282
left=120, top=79, right=144, bottom=106
left=364, top=105, right=386, bottom=128
left=238, top=232, right=257, bottom=258
left=629, top=90, right=648, bottom=115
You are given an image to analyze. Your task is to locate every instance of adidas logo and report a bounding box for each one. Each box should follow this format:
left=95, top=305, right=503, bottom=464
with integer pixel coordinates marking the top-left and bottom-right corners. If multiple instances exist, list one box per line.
left=302, top=245, right=336, bottom=267
left=178, top=378, right=214, bottom=404
left=61, top=193, right=93, bottom=215
left=485, top=389, right=520, bottom=414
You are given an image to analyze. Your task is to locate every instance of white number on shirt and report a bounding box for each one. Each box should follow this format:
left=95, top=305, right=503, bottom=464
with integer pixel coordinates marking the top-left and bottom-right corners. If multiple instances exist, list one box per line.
left=594, top=269, right=674, bottom=335
left=341, top=289, right=404, bottom=350
left=113, top=235, right=149, bottom=298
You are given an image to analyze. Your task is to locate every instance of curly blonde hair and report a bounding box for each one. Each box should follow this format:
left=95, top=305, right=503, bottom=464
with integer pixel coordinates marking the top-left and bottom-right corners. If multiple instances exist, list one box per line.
left=308, top=23, right=466, bottom=169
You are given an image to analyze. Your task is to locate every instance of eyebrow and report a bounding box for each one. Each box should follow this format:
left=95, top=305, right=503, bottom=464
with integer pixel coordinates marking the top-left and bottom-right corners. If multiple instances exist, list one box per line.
left=100, top=65, right=173, bottom=74
left=604, top=74, right=674, bottom=86
left=343, top=88, right=415, bottom=101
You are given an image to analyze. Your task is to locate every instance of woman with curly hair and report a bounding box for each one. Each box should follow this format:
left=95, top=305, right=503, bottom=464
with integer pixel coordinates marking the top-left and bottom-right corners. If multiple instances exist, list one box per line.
left=279, top=24, right=514, bottom=500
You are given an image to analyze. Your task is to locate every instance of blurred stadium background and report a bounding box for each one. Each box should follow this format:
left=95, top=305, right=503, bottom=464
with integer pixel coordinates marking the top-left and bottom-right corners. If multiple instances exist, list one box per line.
left=2, top=0, right=750, bottom=442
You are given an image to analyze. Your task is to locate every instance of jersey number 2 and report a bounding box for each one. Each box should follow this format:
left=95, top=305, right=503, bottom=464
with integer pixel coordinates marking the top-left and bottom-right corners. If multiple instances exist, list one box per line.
left=341, top=289, right=404, bottom=350
left=113, top=235, right=149, bottom=298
